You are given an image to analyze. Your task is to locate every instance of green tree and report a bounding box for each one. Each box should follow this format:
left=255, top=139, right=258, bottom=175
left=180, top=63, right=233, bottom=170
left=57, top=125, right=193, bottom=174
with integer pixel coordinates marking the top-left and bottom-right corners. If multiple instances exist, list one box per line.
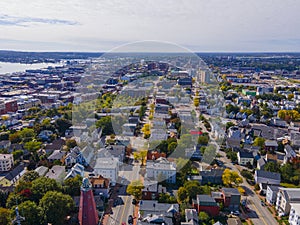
left=6, top=193, right=24, bottom=208
left=280, top=163, right=294, bottom=182
left=55, top=118, right=72, bottom=136
left=96, top=116, right=114, bottom=135
left=19, top=128, right=35, bottom=143
left=31, top=177, right=62, bottom=202
left=177, top=187, right=188, bottom=203
left=24, top=141, right=41, bottom=153
left=183, top=181, right=203, bottom=202
left=40, top=191, right=75, bottom=225
left=0, top=207, right=11, bottom=225
left=66, top=139, right=77, bottom=149
left=12, top=150, right=24, bottom=160
left=198, top=211, right=209, bottom=222
left=253, top=137, right=265, bottom=149
left=18, top=201, right=44, bottom=225
left=126, top=180, right=144, bottom=201
left=63, top=175, right=82, bottom=196
left=167, top=142, right=177, bottom=155
left=9, top=132, right=21, bottom=144
left=21, top=170, right=40, bottom=183
left=264, top=162, right=280, bottom=173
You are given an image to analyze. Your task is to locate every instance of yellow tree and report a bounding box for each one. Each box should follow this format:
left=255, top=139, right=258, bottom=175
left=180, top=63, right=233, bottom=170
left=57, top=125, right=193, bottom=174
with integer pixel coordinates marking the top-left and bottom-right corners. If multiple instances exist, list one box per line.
left=127, top=180, right=144, bottom=201
left=139, top=150, right=148, bottom=166
left=222, top=169, right=243, bottom=187
left=141, top=123, right=151, bottom=139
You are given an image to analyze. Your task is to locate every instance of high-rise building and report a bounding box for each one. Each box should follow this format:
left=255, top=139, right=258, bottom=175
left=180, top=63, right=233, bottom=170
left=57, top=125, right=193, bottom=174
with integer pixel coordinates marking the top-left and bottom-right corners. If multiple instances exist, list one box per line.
left=78, top=178, right=99, bottom=225
left=199, top=70, right=210, bottom=83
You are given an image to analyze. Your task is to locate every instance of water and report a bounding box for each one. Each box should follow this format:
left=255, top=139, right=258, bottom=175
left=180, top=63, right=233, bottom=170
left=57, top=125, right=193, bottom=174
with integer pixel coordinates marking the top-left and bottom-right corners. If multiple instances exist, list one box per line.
left=0, top=62, right=63, bottom=74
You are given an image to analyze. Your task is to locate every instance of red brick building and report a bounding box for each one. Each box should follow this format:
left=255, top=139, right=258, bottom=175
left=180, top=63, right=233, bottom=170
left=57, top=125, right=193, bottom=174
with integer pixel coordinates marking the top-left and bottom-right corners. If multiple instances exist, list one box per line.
left=193, top=194, right=220, bottom=217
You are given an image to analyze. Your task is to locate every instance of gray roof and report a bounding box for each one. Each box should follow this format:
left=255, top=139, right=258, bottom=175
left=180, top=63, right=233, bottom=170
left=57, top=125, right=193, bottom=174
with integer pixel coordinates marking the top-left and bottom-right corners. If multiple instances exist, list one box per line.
left=196, top=195, right=217, bottom=205
left=4, top=164, right=25, bottom=181
left=94, top=157, right=119, bottom=169
left=238, top=150, right=254, bottom=158
left=255, top=170, right=281, bottom=181
left=222, top=188, right=241, bottom=196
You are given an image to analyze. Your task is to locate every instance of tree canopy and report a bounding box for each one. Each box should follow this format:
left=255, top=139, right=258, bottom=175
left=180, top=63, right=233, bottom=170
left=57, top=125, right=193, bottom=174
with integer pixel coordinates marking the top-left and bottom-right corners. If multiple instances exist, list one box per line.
left=126, top=180, right=144, bottom=201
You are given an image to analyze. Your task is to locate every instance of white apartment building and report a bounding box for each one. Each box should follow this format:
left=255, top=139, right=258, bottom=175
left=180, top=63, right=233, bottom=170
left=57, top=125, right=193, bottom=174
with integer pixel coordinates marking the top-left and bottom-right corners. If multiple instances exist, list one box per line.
left=289, top=203, right=300, bottom=225
left=0, top=154, right=14, bottom=172
left=276, top=188, right=300, bottom=216
left=93, top=157, right=119, bottom=185
left=146, top=157, right=176, bottom=183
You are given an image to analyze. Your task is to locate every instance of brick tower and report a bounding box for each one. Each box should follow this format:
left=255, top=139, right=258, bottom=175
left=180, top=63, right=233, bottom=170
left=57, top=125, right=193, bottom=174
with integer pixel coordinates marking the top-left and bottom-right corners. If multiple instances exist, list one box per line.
left=78, top=178, right=99, bottom=225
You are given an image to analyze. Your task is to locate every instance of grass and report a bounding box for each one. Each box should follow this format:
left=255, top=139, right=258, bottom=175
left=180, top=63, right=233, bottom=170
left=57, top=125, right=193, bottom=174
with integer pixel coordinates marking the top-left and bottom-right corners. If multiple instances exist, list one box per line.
left=280, top=183, right=300, bottom=188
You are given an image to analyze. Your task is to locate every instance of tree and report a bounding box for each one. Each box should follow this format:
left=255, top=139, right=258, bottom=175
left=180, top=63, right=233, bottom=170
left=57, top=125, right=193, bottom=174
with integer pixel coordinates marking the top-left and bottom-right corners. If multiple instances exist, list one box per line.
left=198, top=211, right=209, bottom=222
left=138, top=150, right=148, bottom=166
left=55, top=118, right=72, bottom=136
left=9, top=132, right=21, bottom=144
left=280, top=163, right=294, bottom=183
left=63, top=175, right=82, bottom=196
left=241, top=169, right=253, bottom=180
left=96, top=116, right=114, bottom=135
left=237, top=186, right=246, bottom=195
left=19, top=128, right=35, bottom=143
left=0, top=207, right=11, bottom=225
left=253, top=137, right=265, bottom=149
left=177, top=187, right=188, bottom=203
left=183, top=181, right=203, bottom=202
left=24, top=141, right=41, bottom=153
left=167, top=142, right=177, bottom=155
left=126, top=180, right=144, bottom=201
left=66, top=139, right=77, bottom=149
left=12, top=150, right=24, bottom=160
left=21, top=171, right=40, bottom=183
left=226, top=122, right=235, bottom=131
left=264, top=162, right=280, bottom=173
left=31, top=177, right=62, bottom=202
left=141, top=123, right=151, bottom=139
left=40, top=191, right=75, bottom=225
left=222, top=168, right=243, bottom=187
left=18, top=201, right=44, bottom=225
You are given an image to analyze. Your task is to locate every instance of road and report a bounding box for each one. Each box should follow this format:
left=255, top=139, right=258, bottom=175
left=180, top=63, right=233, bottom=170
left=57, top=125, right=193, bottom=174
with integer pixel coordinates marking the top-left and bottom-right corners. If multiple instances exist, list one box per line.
left=218, top=150, right=278, bottom=225
left=106, top=163, right=141, bottom=225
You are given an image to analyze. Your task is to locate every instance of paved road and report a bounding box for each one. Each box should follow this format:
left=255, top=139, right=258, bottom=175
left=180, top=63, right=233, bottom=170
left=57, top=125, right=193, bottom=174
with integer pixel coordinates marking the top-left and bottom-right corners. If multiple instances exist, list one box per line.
left=218, top=150, right=278, bottom=225
left=107, top=163, right=141, bottom=225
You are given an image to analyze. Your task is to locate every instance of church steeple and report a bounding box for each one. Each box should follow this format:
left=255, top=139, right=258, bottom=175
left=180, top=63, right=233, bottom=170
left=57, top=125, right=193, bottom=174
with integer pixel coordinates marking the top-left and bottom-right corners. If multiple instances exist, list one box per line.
left=78, top=178, right=99, bottom=225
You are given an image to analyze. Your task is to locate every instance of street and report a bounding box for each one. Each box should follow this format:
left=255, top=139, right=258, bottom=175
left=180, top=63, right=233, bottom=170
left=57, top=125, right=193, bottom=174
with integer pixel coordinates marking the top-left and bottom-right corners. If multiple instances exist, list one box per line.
left=106, top=163, right=141, bottom=225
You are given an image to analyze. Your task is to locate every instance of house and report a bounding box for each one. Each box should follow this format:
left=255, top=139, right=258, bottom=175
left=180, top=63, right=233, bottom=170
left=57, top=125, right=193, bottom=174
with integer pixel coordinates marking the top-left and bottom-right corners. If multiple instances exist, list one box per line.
left=138, top=200, right=179, bottom=225
left=44, top=138, right=65, bottom=154
left=237, top=151, right=254, bottom=166
left=38, top=130, right=53, bottom=141
left=0, top=163, right=26, bottom=187
left=192, top=195, right=220, bottom=216
left=181, top=209, right=198, bottom=225
left=264, top=140, right=278, bottom=152
left=266, top=185, right=280, bottom=205
left=289, top=203, right=300, bottom=225
left=47, top=150, right=66, bottom=163
left=64, top=163, right=85, bottom=180
left=178, top=77, right=192, bottom=87
left=191, top=169, right=223, bottom=185
left=89, top=175, right=110, bottom=198
left=65, top=146, right=87, bottom=167
left=254, top=170, right=281, bottom=186
left=142, top=178, right=159, bottom=200
left=0, top=140, right=11, bottom=150
left=284, top=145, right=297, bottom=164
left=45, top=165, right=66, bottom=183
left=276, top=188, right=300, bottom=216
left=226, top=126, right=241, bottom=149
left=34, top=166, right=49, bottom=176
left=0, top=154, right=14, bottom=172
left=257, top=158, right=266, bottom=170
left=93, top=157, right=119, bottom=185
left=221, top=188, right=241, bottom=211
left=146, top=157, right=176, bottom=184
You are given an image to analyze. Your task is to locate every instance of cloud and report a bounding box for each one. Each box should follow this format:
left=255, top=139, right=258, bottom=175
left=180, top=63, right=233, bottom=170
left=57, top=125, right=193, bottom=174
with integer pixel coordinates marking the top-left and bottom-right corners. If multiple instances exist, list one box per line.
left=0, top=14, right=78, bottom=27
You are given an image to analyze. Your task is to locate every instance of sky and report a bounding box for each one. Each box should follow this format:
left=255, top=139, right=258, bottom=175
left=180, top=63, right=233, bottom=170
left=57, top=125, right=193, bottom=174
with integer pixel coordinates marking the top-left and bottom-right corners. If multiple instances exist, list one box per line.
left=0, top=0, right=300, bottom=52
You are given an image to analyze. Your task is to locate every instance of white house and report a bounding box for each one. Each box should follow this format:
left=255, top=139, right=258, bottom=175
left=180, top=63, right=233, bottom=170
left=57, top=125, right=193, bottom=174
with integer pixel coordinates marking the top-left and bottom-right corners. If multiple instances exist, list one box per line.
left=276, top=188, right=300, bottom=216
left=266, top=185, right=280, bottom=205
left=289, top=203, right=300, bottom=225
left=93, top=157, right=119, bottom=185
left=254, top=170, right=281, bottom=186
left=0, top=154, right=14, bottom=172
left=146, top=157, right=176, bottom=183
left=237, top=151, right=254, bottom=166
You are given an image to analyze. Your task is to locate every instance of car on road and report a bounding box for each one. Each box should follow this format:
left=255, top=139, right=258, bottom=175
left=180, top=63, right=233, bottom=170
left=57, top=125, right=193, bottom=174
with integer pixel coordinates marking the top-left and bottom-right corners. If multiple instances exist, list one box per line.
left=260, top=200, right=266, bottom=206
left=128, top=215, right=133, bottom=225
left=231, top=211, right=240, bottom=216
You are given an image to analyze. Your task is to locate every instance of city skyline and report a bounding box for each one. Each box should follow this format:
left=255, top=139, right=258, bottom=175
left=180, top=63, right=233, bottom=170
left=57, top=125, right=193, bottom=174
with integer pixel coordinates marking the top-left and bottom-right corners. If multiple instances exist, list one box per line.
left=0, top=0, right=300, bottom=52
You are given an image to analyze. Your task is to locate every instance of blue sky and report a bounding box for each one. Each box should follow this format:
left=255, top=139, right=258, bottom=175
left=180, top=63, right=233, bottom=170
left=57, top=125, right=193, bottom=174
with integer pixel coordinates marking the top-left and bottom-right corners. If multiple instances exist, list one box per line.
left=0, top=0, right=300, bottom=52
